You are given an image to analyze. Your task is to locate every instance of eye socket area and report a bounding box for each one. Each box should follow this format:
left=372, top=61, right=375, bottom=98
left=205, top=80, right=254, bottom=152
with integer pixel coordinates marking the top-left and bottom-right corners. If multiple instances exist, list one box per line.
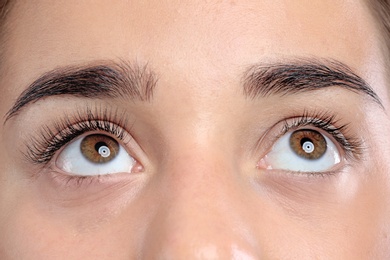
left=259, top=127, right=343, bottom=173
left=55, top=132, right=142, bottom=176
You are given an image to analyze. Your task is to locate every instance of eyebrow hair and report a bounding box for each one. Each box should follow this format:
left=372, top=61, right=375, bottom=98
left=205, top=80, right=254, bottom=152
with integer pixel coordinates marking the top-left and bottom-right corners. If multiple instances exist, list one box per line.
left=4, top=59, right=383, bottom=123
left=5, top=61, right=158, bottom=121
left=242, top=59, right=383, bottom=106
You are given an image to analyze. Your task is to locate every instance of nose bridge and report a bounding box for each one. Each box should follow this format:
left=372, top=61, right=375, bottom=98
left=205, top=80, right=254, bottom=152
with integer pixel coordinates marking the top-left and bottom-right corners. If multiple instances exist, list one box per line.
left=141, top=142, right=260, bottom=258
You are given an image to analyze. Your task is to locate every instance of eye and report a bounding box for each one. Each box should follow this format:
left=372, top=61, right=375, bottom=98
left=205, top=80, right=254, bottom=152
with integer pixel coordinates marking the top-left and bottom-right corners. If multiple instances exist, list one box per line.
left=56, top=133, right=136, bottom=176
left=263, top=129, right=341, bottom=172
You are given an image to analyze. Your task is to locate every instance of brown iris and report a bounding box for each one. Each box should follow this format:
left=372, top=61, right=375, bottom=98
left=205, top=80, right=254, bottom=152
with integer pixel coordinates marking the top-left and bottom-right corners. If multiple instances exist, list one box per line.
left=289, top=129, right=327, bottom=160
left=80, top=134, right=119, bottom=163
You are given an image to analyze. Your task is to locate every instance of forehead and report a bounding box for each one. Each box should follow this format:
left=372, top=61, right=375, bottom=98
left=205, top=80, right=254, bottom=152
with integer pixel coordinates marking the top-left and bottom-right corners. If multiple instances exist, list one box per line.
left=1, top=0, right=386, bottom=97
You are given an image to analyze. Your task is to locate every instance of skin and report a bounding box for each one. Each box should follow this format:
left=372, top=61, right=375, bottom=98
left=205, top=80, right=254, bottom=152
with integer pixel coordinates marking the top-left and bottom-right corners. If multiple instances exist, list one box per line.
left=1, top=0, right=390, bottom=259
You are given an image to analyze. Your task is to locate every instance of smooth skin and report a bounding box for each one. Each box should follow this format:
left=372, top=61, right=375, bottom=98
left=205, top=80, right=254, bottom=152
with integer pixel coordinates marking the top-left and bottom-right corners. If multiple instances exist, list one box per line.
left=1, top=0, right=390, bottom=259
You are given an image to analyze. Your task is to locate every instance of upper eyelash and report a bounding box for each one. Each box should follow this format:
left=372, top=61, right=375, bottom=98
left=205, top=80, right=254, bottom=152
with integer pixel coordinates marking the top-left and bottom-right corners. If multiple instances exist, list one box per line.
left=26, top=107, right=129, bottom=164
left=280, top=110, right=364, bottom=159
left=26, top=107, right=362, bottom=168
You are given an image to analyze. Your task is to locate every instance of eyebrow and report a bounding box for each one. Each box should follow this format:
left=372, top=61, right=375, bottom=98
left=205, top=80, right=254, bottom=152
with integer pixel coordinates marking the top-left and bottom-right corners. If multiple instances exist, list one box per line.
left=5, top=59, right=383, bottom=123
left=242, top=59, right=383, bottom=106
left=5, top=60, right=158, bottom=121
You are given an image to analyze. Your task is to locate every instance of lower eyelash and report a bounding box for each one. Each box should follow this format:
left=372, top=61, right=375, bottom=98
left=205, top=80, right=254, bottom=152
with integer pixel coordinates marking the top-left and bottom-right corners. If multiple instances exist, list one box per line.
left=25, top=106, right=129, bottom=164
left=51, top=171, right=107, bottom=188
left=280, top=110, right=364, bottom=160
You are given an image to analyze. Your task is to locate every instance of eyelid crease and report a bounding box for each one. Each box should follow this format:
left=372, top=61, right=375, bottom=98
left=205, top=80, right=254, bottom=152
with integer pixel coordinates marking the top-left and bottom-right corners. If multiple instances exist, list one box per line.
left=24, top=106, right=131, bottom=165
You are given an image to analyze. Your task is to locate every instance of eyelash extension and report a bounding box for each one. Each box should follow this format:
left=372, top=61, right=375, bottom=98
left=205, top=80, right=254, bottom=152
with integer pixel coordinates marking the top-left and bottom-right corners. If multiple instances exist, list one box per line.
left=280, top=110, right=364, bottom=160
left=26, top=106, right=129, bottom=165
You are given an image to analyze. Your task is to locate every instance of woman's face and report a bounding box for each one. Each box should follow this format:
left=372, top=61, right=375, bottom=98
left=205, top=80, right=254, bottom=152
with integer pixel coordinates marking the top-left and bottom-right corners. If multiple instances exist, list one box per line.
left=1, top=0, right=390, bottom=258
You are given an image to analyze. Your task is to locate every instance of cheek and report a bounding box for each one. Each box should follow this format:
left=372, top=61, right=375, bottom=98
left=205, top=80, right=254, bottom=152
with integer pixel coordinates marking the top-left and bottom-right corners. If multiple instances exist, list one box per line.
left=0, top=185, right=60, bottom=258
left=0, top=186, right=141, bottom=259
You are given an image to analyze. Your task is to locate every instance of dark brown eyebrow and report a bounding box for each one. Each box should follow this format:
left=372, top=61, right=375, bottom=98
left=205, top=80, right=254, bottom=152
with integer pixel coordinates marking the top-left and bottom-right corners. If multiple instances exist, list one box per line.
left=5, top=60, right=158, bottom=121
left=4, top=59, right=383, bottom=124
left=242, top=59, right=383, bottom=106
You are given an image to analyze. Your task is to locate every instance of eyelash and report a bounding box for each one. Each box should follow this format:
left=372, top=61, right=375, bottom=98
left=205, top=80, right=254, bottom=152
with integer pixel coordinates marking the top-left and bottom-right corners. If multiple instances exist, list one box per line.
left=26, top=107, right=129, bottom=165
left=278, top=110, right=363, bottom=160
left=26, top=109, right=362, bottom=176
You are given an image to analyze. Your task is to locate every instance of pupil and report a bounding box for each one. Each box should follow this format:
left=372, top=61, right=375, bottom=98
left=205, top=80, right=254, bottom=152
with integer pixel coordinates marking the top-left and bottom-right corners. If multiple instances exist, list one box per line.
left=95, top=142, right=107, bottom=152
left=300, top=138, right=315, bottom=154
left=300, top=138, right=312, bottom=147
